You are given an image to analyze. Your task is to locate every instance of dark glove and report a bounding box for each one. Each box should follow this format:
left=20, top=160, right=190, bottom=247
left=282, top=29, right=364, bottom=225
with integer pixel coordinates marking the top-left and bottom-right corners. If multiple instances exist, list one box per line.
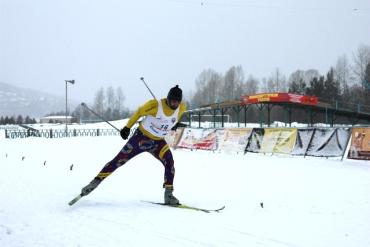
left=120, top=127, right=130, bottom=140
left=171, top=122, right=187, bottom=131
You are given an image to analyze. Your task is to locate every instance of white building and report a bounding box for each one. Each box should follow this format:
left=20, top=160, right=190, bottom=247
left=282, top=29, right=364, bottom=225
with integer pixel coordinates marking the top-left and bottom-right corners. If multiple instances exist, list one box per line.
left=39, top=116, right=78, bottom=124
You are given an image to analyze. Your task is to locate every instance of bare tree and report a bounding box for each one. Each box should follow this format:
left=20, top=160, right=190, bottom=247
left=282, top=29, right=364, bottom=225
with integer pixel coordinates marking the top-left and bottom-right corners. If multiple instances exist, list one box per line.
left=103, top=86, right=115, bottom=120
left=242, top=75, right=259, bottom=95
left=206, top=72, right=223, bottom=103
left=274, top=68, right=287, bottom=92
left=288, top=70, right=307, bottom=94
left=222, top=65, right=245, bottom=100
left=106, top=86, right=115, bottom=110
left=192, top=69, right=223, bottom=107
left=115, top=87, right=125, bottom=113
left=304, top=69, right=320, bottom=83
left=263, top=68, right=287, bottom=92
left=352, top=44, right=370, bottom=89
left=334, top=54, right=352, bottom=96
left=261, top=77, right=270, bottom=92
left=93, top=87, right=105, bottom=116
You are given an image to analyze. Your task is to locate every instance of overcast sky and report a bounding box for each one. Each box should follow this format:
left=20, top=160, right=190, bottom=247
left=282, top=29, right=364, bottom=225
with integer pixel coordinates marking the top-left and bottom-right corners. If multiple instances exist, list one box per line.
left=1, top=0, right=370, bottom=110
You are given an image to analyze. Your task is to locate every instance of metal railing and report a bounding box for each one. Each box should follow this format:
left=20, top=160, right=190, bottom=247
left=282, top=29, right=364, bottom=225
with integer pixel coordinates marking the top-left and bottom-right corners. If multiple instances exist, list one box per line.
left=319, top=98, right=370, bottom=114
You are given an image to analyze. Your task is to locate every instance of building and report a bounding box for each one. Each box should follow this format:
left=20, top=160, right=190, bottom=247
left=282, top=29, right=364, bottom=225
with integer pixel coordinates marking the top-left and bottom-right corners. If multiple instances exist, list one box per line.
left=39, top=116, right=78, bottom=124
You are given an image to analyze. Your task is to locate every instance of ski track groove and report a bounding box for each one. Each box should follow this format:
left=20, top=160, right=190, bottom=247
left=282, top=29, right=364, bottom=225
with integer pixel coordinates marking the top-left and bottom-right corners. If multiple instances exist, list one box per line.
left=0, top=224, right=12, bottom=235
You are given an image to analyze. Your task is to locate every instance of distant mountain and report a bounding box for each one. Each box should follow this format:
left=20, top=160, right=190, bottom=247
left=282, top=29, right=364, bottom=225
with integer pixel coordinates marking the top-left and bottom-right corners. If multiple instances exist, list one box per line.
left=0, top=82, right=78, bottom=118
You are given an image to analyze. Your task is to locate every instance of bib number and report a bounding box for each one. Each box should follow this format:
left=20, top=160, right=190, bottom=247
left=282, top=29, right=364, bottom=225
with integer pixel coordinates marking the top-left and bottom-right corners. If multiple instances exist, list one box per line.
left=160, top=124, right=169, bottom=131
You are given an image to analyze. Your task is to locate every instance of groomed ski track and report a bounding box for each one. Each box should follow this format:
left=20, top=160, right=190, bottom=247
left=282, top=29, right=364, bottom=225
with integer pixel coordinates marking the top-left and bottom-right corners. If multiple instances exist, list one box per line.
left=1, top=135, right=369, bottom=247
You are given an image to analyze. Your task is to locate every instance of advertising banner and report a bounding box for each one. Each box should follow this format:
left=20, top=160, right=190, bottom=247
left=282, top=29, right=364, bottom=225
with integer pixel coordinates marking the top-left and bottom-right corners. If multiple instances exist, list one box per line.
left=241, top=93, right=318, bottom=106
left=348, top=128, right=370, bottom=160
left=245, top=128, right=265, bottom=153
left=177, top=128, right=217, bottom=150
left=260, top=128, right=297, bottom=154
left=291, top=129, right=315, bottom=155
left=165, top=127, right=185, bottom=148
left=306, top=128, right=350, bottom=157
left=217, top=128, right=252, bottom=153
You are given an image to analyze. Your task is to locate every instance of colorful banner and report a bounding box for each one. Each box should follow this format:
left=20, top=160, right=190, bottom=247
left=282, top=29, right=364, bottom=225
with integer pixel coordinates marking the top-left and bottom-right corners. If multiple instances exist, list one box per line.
left=348, top=128, right=370, bottom=160
left=177, top=128, right=217, bottom=150
left=165, top=127, right=185, bottom=148
left=216, top=128, right=252, bottom=153
left=260, top=128, right=297, bottom=154
left=241, top=93, right=318, bottom=106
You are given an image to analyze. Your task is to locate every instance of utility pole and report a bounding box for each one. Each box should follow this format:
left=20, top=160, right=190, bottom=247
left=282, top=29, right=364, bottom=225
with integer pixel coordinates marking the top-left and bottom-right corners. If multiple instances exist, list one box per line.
left=65, top=80, right=75, bottom=136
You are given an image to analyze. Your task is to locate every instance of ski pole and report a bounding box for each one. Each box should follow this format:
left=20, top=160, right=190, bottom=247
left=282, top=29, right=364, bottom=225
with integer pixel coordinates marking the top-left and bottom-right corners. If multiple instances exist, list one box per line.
left=140, top=77, right=157, bottom=100
left=81, top=102, right=120, bottom=131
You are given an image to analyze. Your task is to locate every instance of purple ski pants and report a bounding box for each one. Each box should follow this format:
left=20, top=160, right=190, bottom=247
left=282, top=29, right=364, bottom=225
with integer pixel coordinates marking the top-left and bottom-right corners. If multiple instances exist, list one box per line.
left=95, top=128, right=175, bottom=186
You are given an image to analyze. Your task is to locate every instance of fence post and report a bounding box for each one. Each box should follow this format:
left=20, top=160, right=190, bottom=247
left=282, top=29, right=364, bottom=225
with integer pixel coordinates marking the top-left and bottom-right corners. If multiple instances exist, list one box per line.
left=50, top=129, right=53, bottom=138
left=97, top=129, right=100, bottom=136
left=73, top=129, right=77, bottom=137
left=304, top=128, right=316, bottom=158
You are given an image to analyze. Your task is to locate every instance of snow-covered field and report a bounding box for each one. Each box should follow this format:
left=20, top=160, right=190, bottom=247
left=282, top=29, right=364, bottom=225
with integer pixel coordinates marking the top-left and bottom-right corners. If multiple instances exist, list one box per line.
left=1, top=134, right=369, bottom=247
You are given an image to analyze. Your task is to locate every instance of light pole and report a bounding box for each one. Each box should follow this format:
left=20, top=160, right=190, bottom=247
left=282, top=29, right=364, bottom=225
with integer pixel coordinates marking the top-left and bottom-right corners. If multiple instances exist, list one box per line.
left=65, top=80, right=75, bottom=136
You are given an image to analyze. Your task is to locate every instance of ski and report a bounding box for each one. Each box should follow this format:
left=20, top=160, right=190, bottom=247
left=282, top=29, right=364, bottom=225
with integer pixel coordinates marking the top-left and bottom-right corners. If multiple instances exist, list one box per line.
left=68, top=194, right=82, bottom=206
left=142, top=201, right=225, bottom=213
left=69, top=196, right=225, bottom=213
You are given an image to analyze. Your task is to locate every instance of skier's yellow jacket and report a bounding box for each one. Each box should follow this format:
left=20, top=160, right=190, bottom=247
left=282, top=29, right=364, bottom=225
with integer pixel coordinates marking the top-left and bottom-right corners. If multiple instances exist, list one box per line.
left=125, top=98, right=186, bottom=141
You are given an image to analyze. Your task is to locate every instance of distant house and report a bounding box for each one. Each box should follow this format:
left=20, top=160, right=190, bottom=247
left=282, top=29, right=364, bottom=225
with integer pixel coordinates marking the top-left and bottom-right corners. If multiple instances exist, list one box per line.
left=39, top=116, right=78, bottom=124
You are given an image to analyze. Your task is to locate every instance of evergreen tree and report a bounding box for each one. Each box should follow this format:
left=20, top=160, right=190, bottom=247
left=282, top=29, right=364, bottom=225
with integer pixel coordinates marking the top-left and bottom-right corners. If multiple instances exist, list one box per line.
left=103, top=107, right=112, bottom=121
left=324, top=68, right=340, bottom=102
left=16, top=115, right=23, bottom=124
left=306, top=76, right=325, bottom=99
left=365, top=62, right=370, bottom=89
left=25, top=116, right=31, bottom=124
left=288, top=70, right=307, bottom=94
left=9, top=116, right=16, bottom=124
left=72, top=103, right=90, bottom=122
left=364, top=62, right=370, bottom=105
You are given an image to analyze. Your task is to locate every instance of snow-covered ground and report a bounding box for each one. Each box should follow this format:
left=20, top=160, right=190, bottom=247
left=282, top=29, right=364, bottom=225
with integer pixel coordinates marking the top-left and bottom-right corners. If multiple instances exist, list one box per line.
left=6, top=119, right=349, bottom=132
left=1, top=134, right=369, bottom=247
left=25, top=119, right=129, bottom=130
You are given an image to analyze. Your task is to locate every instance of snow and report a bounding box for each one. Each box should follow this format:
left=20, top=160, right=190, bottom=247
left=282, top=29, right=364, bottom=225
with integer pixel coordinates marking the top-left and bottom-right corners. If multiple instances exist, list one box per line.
left=23, top=119, right=129, bottom=130
left=1, top=133, right=370, bottom=247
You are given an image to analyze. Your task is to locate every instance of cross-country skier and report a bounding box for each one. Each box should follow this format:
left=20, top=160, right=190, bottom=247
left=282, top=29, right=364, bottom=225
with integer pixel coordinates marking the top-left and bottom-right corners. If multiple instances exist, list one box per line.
left=81, top=85, right=186, bottom=205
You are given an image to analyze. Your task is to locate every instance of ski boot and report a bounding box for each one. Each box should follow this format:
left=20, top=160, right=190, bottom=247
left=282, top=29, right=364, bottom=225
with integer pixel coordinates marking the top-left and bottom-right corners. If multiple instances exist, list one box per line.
left=81, top=177, right=102, bottom=196
left=164, top=185, right=180, bottom=205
